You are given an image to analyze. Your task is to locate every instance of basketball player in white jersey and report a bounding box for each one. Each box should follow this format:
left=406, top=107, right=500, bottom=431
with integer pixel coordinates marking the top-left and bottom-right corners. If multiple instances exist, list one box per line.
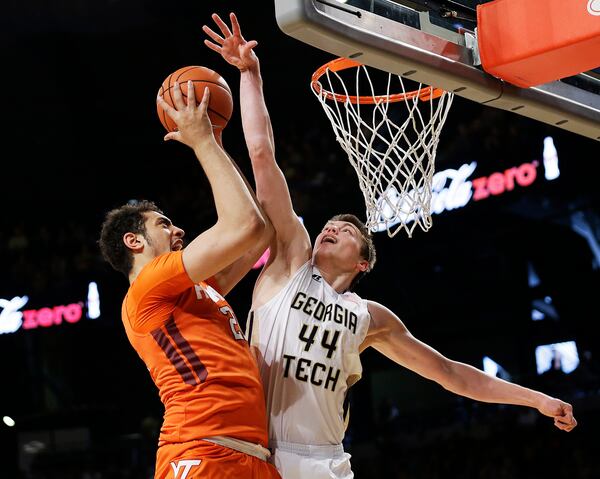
left=204, top=13, right=578, bottom=479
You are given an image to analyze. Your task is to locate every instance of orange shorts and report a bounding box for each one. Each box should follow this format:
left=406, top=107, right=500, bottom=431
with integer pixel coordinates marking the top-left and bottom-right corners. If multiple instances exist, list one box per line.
left=154, top=440, right=281, bottom=479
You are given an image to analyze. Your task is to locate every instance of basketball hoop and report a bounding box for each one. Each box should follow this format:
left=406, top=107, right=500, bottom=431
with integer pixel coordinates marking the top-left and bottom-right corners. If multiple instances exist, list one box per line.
left=311, top=58, right=454, bottom=237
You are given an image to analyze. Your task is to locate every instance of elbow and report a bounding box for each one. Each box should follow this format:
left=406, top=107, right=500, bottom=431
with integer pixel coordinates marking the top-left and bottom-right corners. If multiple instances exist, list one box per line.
left=438, top=359, right=463, bottom=393
left=247, top=140, right=274, bottom=161
left=259, top=218, right=275, bottom=249
left=240, top=210, right=267, bottom=243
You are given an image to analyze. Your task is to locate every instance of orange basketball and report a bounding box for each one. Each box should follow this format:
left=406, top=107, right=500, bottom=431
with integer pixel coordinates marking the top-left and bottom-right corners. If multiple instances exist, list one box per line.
left=157, top=66, right=233, bottom=134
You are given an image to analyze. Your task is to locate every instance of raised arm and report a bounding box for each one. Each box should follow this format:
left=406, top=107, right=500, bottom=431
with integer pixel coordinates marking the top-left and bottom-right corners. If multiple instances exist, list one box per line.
left=363, top=300, right=577, bottom=432
left=203, top=13, right=311, bottom=274
left=209, top=153, right=274, bottom=295
left=157, top=81, right=265, bottom=284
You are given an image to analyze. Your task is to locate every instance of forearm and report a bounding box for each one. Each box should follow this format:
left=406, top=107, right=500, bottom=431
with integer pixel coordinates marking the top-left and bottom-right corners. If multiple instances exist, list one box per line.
left=227, top=149, right=274, bottom=235
left=239, top=64, right=275, bottom=169
left=444, top=361, right=548, bottom=408
left=192, top=137, right=261, bottom=226
left=238, top=63, right=298, bottom=237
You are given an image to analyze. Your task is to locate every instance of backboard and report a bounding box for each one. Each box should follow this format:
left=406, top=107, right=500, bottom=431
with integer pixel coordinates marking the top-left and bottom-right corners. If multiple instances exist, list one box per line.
left=274, top=0, right=600, bottom=141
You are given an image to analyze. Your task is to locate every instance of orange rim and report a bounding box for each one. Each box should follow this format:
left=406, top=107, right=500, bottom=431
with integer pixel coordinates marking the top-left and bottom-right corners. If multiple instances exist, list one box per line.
left=311, top=57, right=445, bottom=104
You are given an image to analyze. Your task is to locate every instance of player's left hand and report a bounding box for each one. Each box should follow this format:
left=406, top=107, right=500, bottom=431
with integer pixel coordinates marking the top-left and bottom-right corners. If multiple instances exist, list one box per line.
left=537, top=396, right=577, bottom=432
left=203, top=13, right=259, bottom=72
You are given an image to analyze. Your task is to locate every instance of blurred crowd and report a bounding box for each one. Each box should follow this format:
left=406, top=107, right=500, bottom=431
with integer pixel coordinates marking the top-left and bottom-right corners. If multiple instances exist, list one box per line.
left=18, top=393, right=600, bottom=479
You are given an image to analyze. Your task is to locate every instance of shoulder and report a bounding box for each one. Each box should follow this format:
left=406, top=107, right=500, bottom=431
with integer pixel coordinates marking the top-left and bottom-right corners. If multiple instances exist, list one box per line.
left=131, top=251, right=193, bottom=300
left=366, top=300, right=388, bottom=320
left=136, top=251, right=184, bottom=281
left=363, top=300, right=408, bottom=344
left=341, top=291, right=369, bottom=312
left=253, top=259, right=312, bottom=310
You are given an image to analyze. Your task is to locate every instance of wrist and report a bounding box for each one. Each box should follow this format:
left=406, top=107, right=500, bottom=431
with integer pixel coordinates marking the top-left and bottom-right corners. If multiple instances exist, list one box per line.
left=240, top=63, right=260, bottom=77
left=192, top=134, right=218, bottom=155
left=532, top=391, right=551, bottom=409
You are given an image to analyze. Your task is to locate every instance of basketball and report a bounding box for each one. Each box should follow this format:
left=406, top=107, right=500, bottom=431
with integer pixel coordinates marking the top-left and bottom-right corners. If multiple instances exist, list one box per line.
left=157, top=65, right=234, bottom=134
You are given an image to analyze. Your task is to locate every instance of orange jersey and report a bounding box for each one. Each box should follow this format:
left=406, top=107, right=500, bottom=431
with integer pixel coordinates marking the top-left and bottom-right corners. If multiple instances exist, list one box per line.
left=121, top=251, right=269, bottom=447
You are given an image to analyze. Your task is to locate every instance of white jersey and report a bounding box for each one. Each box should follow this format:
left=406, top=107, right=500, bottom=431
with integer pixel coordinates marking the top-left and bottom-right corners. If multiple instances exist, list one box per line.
left=247, top=261, right=370, bottom=446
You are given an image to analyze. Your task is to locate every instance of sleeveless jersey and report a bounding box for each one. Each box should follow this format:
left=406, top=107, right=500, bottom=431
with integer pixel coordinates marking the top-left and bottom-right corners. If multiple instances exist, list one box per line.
left=247, top=261, right=370, bottom=445
left=122, top=251, right=269, bottom=447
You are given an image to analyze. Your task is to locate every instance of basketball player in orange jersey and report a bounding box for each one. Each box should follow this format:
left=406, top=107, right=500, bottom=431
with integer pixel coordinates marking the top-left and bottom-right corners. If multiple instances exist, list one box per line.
left=204, top=13, right=578, bottom=479
left=99, top=82, right=280, bottom=479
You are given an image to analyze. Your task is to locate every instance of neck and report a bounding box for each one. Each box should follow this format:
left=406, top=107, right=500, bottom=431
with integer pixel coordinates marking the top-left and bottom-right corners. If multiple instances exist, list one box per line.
left=128, top=255, right=153, bottom=284
left=314, top=262, right=354, bottom=293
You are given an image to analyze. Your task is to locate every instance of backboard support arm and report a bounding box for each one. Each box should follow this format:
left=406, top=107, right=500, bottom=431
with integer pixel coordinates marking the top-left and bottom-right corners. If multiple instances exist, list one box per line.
left=275, top=0, right=600, bottom=141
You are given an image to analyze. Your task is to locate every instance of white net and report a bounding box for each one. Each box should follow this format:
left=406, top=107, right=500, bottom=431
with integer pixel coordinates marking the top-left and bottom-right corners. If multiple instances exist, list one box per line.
left=312, top=60, right=454, bottom=237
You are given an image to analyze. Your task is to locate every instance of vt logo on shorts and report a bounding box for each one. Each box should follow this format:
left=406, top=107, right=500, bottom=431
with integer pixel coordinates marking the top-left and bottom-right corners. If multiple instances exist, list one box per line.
left=589, top=0, right=600, bottom=15
left=170, top=459, right=201, bottom=479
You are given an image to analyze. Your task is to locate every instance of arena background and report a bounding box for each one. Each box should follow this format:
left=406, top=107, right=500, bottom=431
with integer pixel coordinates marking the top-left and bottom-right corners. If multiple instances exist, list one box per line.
left=1, top=1, right=599, bottom=477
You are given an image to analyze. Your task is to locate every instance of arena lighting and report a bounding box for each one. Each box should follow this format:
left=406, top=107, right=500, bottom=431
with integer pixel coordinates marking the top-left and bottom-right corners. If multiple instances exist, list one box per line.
left=483, top=356, right=499, bottom=376
left=535, top=340, right=579, bottom=375
left=528, top=262, right=541, bottom=288
left=2, top=416, right=15, bottom=427
left=0, top=282, right=101, bottom=335
left=570, top=210, right=600, bottom=269
left=543, top=136, right=560, bottom=180
left=483, top=356, right=511, bottom=380
left=87, top=282, right=100, bottom=319
left=531, top=296, right=558, bottom=321
left=531, top=309, right=545, bottom=320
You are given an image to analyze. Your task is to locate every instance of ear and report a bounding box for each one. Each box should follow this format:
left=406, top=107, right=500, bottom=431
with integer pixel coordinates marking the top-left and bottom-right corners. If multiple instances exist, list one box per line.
left=123, top=232, right=144, bottom=253
left=356, top=259, right=369, bottom=273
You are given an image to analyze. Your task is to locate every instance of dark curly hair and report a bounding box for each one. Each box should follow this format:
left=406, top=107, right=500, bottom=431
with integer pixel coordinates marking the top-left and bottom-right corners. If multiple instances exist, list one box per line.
left=98, top=200, right=163, bottom=276
left=329, top=213, right=376, bottom=290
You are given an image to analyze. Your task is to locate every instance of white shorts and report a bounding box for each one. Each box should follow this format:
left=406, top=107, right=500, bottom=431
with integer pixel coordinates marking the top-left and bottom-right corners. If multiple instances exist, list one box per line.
left=270, top=440, right=353, bottom=479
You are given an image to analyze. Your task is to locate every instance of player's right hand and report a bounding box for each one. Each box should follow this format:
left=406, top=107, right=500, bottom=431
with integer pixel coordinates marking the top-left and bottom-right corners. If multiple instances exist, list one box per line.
left=537, top=396, right=577, bottom=432
left=157, top=81, right=215, bottom=148
left=203, top=12, right=259, bottom=72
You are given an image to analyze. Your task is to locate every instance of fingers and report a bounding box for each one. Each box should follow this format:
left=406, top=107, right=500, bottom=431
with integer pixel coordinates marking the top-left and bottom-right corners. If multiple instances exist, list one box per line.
left=157, top=94, right=175, bottom=118
left=211, top=13, right=232, bottom=38
left=554, top=419, right=569, bottom=431
left=171, top=81, right=186, bottom=110
left=163, top=131, right=180, bottom=142
left=230, top=12, right=242, bottom=37
left=157, top=96, right=180, bottom=142
left=554, top=417, right=577, bottom=432
left=186, top=80, right=195, bottom=109
left=571, top=416, right=578, bottom=430
left=204, top=39, right=222, bottom=55
left=240, top=40, right=258, bottom=58
left=202, top=24, right=225, bottom=45
left=156, top=81, right=192, bottom=118
left=553, top=407, right=577, bottom=432
left=198, top=87, right=210, bottom=114
left=243, top=40, right=258, bottom=53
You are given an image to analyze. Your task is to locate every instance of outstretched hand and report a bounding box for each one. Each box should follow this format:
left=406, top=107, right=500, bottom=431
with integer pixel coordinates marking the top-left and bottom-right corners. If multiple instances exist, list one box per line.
left=203, top=12, right=259, bottom=72
left=537, top=396, right=577, bottom=432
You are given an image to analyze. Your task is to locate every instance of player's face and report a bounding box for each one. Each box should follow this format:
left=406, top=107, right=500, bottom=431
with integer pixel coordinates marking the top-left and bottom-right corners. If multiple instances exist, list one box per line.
left=313, top=221, right=366, bottom=271
left=142, top=211, right=185, bottom=257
